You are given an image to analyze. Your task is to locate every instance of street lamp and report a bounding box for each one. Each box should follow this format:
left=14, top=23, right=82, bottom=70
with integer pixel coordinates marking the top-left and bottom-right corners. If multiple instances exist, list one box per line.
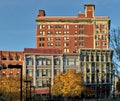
left=24, top=80, right=32, bottom=101
left=30, top=86, right=35, bottom=101
left=96, top=69, right=99, bottom=101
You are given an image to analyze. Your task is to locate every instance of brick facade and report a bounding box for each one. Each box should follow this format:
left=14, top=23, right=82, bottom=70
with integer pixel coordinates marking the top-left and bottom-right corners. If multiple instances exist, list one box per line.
left=0, top=51, right=24, bottom=77
left=36, top=4, right=110, bottom=53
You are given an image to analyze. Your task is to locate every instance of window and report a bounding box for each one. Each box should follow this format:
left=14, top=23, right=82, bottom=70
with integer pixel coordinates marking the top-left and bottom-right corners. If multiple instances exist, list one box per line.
left=37, top=58, right=51, bottom=66
left=64, top=59, right=77, bottom=66
left=64, top=31, right=69, bottom=34
left=26, top=58, right=33, bottom=66
left=102, top=24, right=106, bottom=29
left=48, top=25, right=53, bottom=29
left=40, top=25, right=45, bottom=29
left=36, top=70, right=39, bottom=76
left=95, top=35, right=100, bottom=40
left=28, top=70, right=33, bottom=77
left=102, top=30, right=106, bottom=34
left=2, top=56, right=7, bottom=60
left=36, top=69, right=42, bottom=77
left=96, top=30, right=99, bottom=34
left=16, top=55, right=20, bottom=61
left=56, top=31, right=61, bottom=35
left=96, top=42, right=100, bottom=46
left=39, top=43, right=44, bottom=47
left=39, top=31, right=45, bottom=35
left=79, top=25, right=84, bottom=28
left=96, top=55, right=99, bottom=61
left=56, top=43, right=61, bottom=46
left=39, top=37, right=45, bottom=41
left=91, top=55, right=94, bottom=61
left=96, top=25, right=99, bottom=28
left=64, top=49, right=69, bottom=53
left=48, top=43, right=53, bottom=47
left=102, top=35, right=107, bottom=40
left=55, top=25, right=61, bottom=28
left=2, top=64, right=7, bottom=69
left=36, top=59, right=42, bottom=65
left=64, top=43, right=69, bottom=47
left=48, top=37, right=53, bottom=41
left=74, top=25, right=77, bottom=28
left=86, top=55, right=89, bottom=61
left=56, top=37, right=61, bottom=41
left=74, top=31, right=77, bottom=34
left=101, top=55, right=104, bottom=61
left=79, top=42, right=84, bottom=46
left=79, top=30, right=84, bottom=34
left=42, top=58, right=46, bottom=65
left=79, top=37, right=84, bottom=40
left=64, top=37, right=69, bottom=40
left=47, top=31, right=53, bottom=35
left=42, top=69, right=46, bottom=76
left=54, top=58, right=60, bottom=65
left=46, top=69, right=51, bottom=76
left=46, top=59, right=51, bottom=65
left=36, top=80, right=42, bottom=88
left=80, top=54, right=84, bottom=61
left=106, top=54, right=109, bottom=62
left=74, top=37, right=77, bottom=40
left=64, top=25, right=69, bottom=29
left=102, top=42, right=107, bottom=46
left=9, top=55, right=14, bottom=60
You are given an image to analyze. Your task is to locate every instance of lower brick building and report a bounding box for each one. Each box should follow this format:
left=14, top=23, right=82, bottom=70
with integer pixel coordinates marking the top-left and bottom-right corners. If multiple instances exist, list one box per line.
left=0, top=51, right=24, bottom=77
left=24, top=48, right=113, bottom=98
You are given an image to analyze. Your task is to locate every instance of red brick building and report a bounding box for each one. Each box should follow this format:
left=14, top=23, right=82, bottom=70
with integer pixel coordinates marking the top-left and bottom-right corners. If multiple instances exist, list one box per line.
left=0, top=51, right=24, bottom=77
left=36, top=4, right=110, bottom=53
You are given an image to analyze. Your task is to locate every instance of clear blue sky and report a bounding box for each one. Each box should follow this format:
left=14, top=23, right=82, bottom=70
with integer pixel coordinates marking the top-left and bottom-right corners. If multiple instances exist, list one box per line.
left=0, top=0, right=119, bottom=51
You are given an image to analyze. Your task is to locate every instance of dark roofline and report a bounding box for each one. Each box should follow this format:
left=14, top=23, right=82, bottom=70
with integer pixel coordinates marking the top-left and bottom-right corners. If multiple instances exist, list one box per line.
left=24, top=48, right=63, bottom=54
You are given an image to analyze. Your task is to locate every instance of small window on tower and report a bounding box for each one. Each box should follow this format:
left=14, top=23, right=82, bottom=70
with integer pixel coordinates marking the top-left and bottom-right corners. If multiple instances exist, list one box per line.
left=55, top=25, right=61, bottom=28
left=40, top=25, right=45, bottom=29
left=79, top=30, right=84, bottom=34
left=79, top=42, right=84, bottom=46
left=48, top=25, right=52, bottom=29
left=79, top=25, right=84, bottom=28
left=39, top=43, right=44, bottom=47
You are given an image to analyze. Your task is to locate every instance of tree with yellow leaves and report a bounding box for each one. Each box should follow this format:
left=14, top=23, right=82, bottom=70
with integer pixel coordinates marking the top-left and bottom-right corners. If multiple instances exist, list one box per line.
left=51, top=70, right=84, bottom=100
left=0, top=76, right=32, bottom=101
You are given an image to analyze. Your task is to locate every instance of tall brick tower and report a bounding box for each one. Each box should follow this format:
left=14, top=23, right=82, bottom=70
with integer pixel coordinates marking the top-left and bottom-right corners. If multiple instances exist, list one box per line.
left=36, top=4, right=110, bottom=53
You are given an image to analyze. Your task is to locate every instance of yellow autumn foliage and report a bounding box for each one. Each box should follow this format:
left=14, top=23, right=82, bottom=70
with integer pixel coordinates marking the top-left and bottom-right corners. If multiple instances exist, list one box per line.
left=0, top=76, right=32, bottom=101
left=51, top=70, right=84, bottom=97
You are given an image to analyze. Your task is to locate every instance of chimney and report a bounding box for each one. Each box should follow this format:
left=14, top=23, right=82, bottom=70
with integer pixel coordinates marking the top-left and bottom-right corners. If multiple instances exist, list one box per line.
left=84, top=4, right=95, bottom=18
left=38, top=10, right=46, bottom=17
